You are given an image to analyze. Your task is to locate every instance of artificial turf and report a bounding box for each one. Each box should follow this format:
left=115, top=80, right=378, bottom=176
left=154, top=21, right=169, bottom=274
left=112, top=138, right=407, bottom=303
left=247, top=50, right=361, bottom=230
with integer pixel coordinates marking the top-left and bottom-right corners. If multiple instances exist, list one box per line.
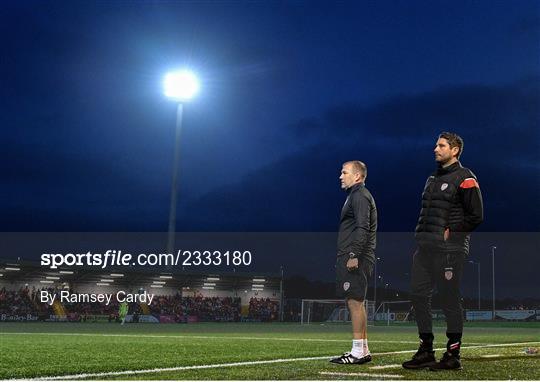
left=0, top=322, right=538, bottom=380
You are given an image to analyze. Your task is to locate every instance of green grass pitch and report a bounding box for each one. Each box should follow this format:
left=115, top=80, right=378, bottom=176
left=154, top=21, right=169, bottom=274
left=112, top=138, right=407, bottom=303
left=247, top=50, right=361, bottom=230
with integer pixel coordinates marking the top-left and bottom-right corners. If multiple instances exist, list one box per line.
left=1, top=322, right=539, bottom=380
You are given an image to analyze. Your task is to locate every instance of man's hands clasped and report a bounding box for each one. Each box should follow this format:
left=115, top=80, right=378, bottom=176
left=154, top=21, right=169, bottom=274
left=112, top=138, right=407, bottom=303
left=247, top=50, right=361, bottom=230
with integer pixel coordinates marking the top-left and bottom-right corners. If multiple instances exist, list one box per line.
left=346, top=257, right=359, bottom=271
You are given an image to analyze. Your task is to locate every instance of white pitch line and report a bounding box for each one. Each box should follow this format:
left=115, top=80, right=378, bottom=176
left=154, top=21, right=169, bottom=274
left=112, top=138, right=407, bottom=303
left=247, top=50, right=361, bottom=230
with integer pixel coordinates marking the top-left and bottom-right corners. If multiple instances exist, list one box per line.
left=5, top=341, right=540, bottom=381
left=370, top=364, right=402, bottom=370
left=0, top=332, right=421, bottom=344
left=480, top=354, right=502, bottom=358
left=6, top=355, right=334, bottom=381
left=456, top=341, right=540, bottom=350
left=321, top=371, right=403, bottom=379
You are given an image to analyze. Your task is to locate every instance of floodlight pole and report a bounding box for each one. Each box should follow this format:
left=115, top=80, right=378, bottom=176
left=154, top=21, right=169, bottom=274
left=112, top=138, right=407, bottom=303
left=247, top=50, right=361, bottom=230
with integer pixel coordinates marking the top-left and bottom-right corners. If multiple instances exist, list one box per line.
left=279, top=265, right=284, bottom=322
left=167, top=103, right=184, bottom=256
left=491, top=246, right=496, bottom=320
left=477, top=261, right=481, bottom=310
left=373, top=257, right=379, bottom=311
left=469, top=260, right=481, bottom=310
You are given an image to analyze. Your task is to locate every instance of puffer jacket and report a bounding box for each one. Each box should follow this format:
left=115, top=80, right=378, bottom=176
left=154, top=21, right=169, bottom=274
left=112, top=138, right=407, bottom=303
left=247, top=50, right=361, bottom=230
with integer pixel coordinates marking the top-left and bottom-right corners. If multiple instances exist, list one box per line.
left=415, top=161, right=483, bottom=255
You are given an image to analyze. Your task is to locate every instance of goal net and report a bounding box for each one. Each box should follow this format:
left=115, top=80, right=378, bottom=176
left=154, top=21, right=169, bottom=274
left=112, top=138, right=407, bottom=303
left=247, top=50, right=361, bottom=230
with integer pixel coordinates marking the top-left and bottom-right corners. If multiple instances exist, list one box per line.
left=375, top=300, right=413, bottom=324
left=300, top=299, right=375, bottom=325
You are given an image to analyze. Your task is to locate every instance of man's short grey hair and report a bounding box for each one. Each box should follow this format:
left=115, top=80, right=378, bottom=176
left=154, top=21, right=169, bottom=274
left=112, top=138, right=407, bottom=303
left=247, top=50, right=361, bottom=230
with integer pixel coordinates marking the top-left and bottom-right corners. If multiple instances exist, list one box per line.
left=343, top=160, right=367, bottom=180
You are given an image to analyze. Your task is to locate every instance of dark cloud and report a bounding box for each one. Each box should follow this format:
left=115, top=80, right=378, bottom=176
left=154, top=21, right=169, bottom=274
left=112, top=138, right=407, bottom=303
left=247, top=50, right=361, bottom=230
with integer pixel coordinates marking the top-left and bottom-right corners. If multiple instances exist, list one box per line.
left=3, top=78, right=537, bottom=232
left=181, top=78, right=540, bottom=232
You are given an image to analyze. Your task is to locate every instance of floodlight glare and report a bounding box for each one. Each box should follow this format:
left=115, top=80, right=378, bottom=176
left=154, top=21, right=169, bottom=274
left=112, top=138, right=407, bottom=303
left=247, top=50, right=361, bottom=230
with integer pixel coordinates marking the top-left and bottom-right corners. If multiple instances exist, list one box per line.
left=164, top=70, right=199, bottom=101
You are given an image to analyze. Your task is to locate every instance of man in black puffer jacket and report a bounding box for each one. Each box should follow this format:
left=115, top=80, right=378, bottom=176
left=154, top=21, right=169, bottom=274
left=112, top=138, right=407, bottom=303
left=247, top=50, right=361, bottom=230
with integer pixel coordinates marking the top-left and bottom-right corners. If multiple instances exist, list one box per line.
left=403, top=132, right=483, bottom=371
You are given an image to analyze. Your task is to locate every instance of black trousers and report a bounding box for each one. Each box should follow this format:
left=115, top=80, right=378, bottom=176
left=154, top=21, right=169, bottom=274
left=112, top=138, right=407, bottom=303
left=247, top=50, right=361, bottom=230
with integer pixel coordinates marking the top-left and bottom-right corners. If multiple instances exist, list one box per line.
left=410, top=246, right=465, bottom=335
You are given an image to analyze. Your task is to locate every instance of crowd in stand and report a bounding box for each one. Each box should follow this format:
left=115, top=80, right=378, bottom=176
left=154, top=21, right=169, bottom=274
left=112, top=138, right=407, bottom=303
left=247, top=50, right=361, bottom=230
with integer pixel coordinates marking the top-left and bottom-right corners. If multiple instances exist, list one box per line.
left=248, top=297, right=279, bottom=321
left=0, top=286, right=52, bottom=317
left=3, top=286, right=539, bottom=324
left=149, top=294, right=241, bottom=322
left=1, top=287, right=277, bottom=322
left=62, top=296, right=120, bottom=320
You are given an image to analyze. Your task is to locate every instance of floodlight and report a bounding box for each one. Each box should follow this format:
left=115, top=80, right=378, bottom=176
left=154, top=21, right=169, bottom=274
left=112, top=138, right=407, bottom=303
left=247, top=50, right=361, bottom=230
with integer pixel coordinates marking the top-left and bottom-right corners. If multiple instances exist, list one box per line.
left=164, top=70, right=199, bottom=101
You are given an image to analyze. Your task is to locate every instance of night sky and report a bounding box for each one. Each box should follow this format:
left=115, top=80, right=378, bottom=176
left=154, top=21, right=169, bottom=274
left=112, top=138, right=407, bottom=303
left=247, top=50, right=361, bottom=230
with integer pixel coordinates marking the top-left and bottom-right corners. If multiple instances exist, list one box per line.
left=1, top=1, right=539, bottom=297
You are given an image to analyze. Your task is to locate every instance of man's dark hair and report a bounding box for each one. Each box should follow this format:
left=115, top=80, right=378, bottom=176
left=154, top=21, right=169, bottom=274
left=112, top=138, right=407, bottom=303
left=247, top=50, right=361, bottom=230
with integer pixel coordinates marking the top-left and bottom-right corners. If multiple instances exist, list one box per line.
left=439, top=132, right=464, bottom=159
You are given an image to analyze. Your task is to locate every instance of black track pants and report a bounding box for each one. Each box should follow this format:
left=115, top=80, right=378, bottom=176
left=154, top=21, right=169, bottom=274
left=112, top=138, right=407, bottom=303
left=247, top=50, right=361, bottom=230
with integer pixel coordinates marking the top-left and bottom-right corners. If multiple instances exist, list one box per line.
left=410, top=247, right=465, bottom=334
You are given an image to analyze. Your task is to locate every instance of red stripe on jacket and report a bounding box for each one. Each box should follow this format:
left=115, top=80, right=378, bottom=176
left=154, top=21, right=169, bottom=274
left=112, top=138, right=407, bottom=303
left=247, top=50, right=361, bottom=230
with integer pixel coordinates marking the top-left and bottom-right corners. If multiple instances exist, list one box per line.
left=460, top=178, right=479, bottom=189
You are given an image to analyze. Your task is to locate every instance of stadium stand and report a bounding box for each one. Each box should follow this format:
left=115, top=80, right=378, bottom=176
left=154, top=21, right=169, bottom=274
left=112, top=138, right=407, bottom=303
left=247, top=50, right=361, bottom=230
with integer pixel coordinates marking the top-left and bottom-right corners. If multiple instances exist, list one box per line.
left=248, top=297, right=279, bottom=321
left=1, top=287, right=277, bottom=323
left=0, top=260, right=283, bottom=322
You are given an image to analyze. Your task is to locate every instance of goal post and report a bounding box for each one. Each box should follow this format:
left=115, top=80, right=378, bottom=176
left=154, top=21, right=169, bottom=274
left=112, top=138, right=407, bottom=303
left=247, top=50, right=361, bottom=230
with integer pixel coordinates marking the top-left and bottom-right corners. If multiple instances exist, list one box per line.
left=375, top=300, right=413, bottom=324
left=300, top=299, right=375, bottom=325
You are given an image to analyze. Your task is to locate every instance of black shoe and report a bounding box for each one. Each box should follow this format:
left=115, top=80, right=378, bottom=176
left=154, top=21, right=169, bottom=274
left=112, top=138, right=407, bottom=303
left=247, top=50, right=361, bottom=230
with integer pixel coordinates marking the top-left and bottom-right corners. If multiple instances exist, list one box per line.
left=330, top=352, right=372, bottom=364
left=429, top=352, right=462, bottom=371
left=402, top=349, right=436, bottom=369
